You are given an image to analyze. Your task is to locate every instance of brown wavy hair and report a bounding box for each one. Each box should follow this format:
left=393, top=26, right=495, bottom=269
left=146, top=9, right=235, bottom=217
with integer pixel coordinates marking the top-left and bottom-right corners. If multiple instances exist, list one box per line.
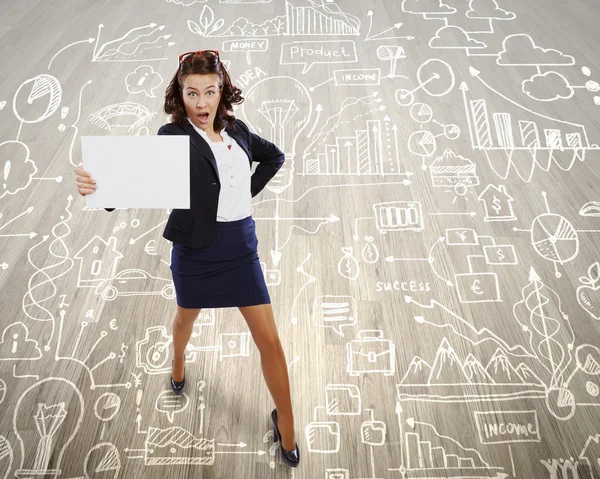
left=163, top=51, right=244, bottom=130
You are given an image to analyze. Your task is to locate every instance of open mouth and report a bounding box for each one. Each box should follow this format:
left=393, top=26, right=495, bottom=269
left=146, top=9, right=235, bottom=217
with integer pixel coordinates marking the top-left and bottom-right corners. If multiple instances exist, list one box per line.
left=198, top=112, right=210, bottom=122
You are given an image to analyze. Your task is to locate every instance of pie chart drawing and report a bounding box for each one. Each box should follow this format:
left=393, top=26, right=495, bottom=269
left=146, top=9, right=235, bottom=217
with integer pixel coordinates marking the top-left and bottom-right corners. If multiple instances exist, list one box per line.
left=416, top=59, right=455, bottom=97
left=410, top=103, right=433, bottom=123
left=13, top=74, right=62, bottom=123
left=531, top=213, right=579, bottom=265
left=408, top=130, right=437, bottom=157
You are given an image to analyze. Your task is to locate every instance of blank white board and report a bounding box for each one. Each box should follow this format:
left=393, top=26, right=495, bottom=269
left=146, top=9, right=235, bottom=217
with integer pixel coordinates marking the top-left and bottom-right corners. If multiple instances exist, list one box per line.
left=81, top=135, right=190, bottom=209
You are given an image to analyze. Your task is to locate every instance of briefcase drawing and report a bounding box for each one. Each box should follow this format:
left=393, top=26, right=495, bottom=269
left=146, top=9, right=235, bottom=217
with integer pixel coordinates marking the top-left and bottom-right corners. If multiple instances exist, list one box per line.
left=346, top=330, right=395, bottom=376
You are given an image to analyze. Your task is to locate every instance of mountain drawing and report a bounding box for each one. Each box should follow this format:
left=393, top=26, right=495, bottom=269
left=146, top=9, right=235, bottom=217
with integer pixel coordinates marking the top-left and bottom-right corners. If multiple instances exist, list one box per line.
left=397, top=338, right=546, bottom=402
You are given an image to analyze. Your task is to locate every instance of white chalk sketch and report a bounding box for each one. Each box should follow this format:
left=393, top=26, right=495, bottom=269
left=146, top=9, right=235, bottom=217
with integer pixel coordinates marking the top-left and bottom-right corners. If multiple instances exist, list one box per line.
left=376, top=46, right=407, bottom=79
left=474, top=410, right=540, bottom=444
left=360, top=409, right=386, bottom=446
left=430, top=149, right=478, bottom=202
left=0, top=379, right=5, bottom=405
left=155, top=390, right=190, bottom=423
left=125, top=65, right=164, bottom=98
left=136, top=326, right=172, bottom=375
left=304, top=114, right=409, bottom=176
left=466, top=0, right=515, bottom=21
left=216, top=332, right=252, bottom=360
left=84, top=442, right=121, bottom=479
left=90, top=102, right=157, bottom=133
left=365, top=10, right=414, bottom=42
left=462, top=69, right=600, bottom=182
left=478, top=184, right=517, bottom=221
left=397, top=337, right=546, bottom=403
left=331, top=68, right=383, bottom=87
left=405, top=267, right=600, bottom=420
left=392, top=410, right=508, bottom=478
left=395, top=58, right=456, bottom=107
left=0, top=435, right=13, bottom=479
left=93, top=269, right=176, bottom=301
left=454, top=271, right=501, bottom=304
left=540, top=457, right=590, bottom=478
left=220, top=0, right=272, bottom=3
left=144, top=427, right=215, bottom=465
left=313, top=295, right=357, bottom=336
left=403, top=101, right=462, bottom=170
left=347, top=330, right=395, bottom=376
left=338, top=247, right=360, bottom=280
left=373, top=201, right=424, bottom=233
left=189, top=1, right=360, bottom=37
left=0, top=322, right=43, bottom=361
left=259, top=260, right=281, bottom=286
left=12, top=74, right=62, bottom=132
left=241, top=75, right=313, bottom=194
left=514, top=191, right=600, bottom=278
left=325, top=384, right=362, bottom=415
left=497, top=34, right=575, bottom=67
left=87, top=23, right=174, bottom=62
left=361, top=236, right=380, bottom=264
left=13, top=378, right=84, bottom=477
left=167, top=0, right=208, bottom=5
left=281, top=40, right=358, bottom=74
left=401, top=0, right=457, bottom=16
left=579, top=201, right=600, bottom=217
left=223, top=39, right=269, bottom=65
left=429, top=25, right=487, bottom=50
left=326, top=469, right=349, bottom=478
left=94, top=393, right=121, bottom=422
left=305, top=406, right=341, bottom=453
left=579, top=434, right=600, bottom=474
left=501, top=36, right=595, bottom=100
left=576, top=262, right=600, bottom=320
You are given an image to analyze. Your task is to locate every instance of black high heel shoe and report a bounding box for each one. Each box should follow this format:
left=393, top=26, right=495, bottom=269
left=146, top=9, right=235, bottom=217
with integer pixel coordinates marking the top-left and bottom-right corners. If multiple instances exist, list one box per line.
left=271, top=408, right=300, bottom=467
left=170, top=355, right=186, bottom=395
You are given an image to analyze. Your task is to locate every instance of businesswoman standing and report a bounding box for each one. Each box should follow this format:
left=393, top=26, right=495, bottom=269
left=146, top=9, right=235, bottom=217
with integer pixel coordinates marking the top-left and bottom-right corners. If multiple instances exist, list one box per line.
left=74, top=49, right=299, bottom=467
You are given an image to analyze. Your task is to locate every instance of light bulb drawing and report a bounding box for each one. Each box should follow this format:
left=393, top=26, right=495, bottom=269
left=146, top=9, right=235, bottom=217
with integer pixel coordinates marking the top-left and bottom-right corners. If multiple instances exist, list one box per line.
left=13, top=378, right=84, bottom=479
left=240, top=76, right=313, bottom=195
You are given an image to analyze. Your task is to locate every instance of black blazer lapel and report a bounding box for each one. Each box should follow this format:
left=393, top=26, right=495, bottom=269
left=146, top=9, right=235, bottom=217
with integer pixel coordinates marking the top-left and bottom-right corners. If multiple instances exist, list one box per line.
left=180, top=121, right=252, bottom=187
left=181, top=122, right=220, bottom=183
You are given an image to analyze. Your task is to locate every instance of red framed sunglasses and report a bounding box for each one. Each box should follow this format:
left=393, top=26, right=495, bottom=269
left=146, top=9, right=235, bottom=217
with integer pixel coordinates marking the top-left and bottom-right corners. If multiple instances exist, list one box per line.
left=178, top=50, right=219, bottom=64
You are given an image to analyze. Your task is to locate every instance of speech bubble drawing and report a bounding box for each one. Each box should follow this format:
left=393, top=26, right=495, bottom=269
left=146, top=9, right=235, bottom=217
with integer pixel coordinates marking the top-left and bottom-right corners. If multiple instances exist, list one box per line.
left=155, top=390, right=190, bottom=423
left=281, top=40, right=357, bottom=74
left=313, top=295, right=357, bottom=336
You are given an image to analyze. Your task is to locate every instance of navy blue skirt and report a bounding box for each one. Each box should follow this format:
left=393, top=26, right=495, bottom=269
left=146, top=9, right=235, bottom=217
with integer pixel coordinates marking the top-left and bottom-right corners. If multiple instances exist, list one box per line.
left=170, top=215, right=271, bottom=308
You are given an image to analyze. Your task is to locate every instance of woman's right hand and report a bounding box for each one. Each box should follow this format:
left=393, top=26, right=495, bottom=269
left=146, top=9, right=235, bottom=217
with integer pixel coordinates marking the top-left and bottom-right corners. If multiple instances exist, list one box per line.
left=74, top=165, right=97, bottom=196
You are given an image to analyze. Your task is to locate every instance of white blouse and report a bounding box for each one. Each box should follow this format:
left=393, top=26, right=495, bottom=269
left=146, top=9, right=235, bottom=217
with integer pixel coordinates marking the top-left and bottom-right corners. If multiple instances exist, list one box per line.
left=188, top=117, right=252, bottom=221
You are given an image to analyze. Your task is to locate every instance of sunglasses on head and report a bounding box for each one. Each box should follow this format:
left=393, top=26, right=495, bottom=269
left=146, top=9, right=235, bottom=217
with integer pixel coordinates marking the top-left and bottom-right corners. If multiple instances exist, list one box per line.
left=178, top=50, right=220, bottom=64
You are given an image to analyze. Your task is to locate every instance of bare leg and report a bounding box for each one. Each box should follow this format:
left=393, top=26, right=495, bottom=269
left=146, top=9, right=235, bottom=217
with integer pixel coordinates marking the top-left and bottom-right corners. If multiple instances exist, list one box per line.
left=172, top=305, right=201, bottom=381
left=238, top=303, right=296, bottom=451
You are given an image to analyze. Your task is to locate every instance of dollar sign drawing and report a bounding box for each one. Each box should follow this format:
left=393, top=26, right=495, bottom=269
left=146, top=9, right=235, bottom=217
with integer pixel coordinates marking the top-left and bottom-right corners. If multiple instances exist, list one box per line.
left=491, top=195, right=502, bottom=215
left=496, top=248, right=505, bottom=261
left=119, top=343, right=128, bottom=363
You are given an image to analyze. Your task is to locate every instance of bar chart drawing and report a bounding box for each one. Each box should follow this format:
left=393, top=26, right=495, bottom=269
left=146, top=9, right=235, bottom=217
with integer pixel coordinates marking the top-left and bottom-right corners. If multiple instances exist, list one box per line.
left=398, top=417, right=508, bottom=479
left=302, top=117, right=407, bottom=176
left=461, top=67, right=599, bottom=182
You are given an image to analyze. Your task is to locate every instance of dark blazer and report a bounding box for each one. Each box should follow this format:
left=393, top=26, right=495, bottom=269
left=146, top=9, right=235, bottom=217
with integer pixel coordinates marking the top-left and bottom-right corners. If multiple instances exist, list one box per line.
left=105, top=118, right=284, bottom=249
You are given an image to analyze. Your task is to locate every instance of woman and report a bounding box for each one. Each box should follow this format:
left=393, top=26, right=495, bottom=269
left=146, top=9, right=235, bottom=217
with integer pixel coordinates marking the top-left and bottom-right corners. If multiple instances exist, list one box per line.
left=74, top=49, right=300, bottom=467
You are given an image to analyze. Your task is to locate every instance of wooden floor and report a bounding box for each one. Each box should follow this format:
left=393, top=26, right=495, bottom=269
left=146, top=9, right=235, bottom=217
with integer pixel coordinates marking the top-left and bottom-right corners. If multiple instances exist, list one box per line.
left=1, top=0, right=600, bottom=477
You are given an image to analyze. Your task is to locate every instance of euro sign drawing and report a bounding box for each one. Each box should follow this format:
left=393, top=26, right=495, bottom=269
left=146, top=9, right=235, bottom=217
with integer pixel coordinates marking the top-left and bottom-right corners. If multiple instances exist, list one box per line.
left=470, top=279, right=484, bottom=295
